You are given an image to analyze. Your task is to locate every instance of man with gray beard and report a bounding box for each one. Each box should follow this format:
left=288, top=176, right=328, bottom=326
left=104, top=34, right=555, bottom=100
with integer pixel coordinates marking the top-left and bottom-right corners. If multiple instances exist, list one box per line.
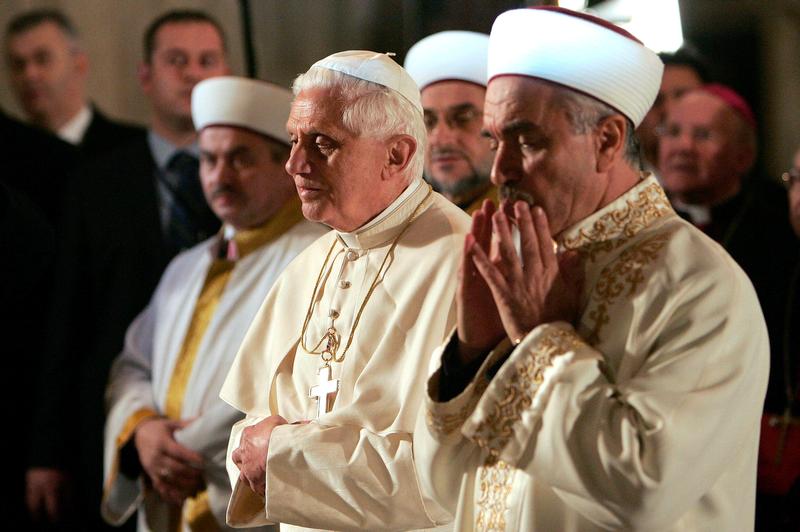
left=405, top=31, right=495, bottom=213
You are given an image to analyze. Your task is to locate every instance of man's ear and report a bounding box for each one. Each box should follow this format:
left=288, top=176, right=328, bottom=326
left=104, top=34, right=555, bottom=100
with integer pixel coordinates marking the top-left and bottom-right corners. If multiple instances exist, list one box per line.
left=594, top=114, right=627, bottom=173
left=137, top=62, right=152, bottom=94
left=74, top=50, right=89, bottom=79
left=382, top=134, right=417, bottom=180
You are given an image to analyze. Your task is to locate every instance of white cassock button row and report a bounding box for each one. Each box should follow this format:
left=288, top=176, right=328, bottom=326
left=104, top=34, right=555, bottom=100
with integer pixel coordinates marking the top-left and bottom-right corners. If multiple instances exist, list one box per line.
left=345, top=250, right=359, bottom=261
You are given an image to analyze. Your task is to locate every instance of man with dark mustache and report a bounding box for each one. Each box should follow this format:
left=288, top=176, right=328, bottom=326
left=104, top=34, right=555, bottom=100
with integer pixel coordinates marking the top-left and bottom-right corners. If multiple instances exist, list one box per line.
left=405, top=31, right=496, bottom=214
left=101, top=76, right=324, bottom=531
left=415, top=7, right=769, bottom=531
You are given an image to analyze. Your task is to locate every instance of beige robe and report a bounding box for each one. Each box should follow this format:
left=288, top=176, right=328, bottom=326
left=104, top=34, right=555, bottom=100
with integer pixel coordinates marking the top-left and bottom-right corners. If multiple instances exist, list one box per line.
left=220, top=181, right=469, bottom=531
left=102, top=204, right=326, bottom=531
left=415, top=176, right=769, bottom=531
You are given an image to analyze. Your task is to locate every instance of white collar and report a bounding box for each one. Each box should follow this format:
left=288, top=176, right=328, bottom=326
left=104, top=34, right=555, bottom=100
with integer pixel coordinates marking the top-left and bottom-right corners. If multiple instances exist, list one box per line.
left=671, top=200, right=712, bottom=226
left=337, top=179, right=427, bottom=250
left=57, top=105, right=92, bottom=145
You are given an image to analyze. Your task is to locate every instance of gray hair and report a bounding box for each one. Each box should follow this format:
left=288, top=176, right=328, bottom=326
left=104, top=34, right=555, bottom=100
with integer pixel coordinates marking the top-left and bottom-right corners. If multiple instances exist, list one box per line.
left=292, top=66, right=426, bottom=184
left=556, top=88, right=641, bottom=168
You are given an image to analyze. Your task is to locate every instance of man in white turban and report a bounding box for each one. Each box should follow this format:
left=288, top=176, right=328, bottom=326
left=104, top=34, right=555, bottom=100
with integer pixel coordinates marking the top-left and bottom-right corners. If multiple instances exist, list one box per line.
left=414, top=7, right=769, bottom=531
left=101, top=77, right=326, bottom=531
left=405, top=31, right=495, bottom=214
left=220, top=51, right=469, bottom=530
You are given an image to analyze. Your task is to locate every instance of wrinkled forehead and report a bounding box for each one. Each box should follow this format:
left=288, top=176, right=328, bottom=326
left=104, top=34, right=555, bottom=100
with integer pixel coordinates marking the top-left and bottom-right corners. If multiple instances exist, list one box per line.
left=667, top=92, right=727, bottom=125
left=421, top=80, right=486, bottom=110
left=199, top=124, right=274, bottom=148
left=152, top=21, right=224, bottom=55
left=7, top=20, right=72, bottom=50
left=287, top=87, right=347, bottom=131
left=484, top=76, right=563, bottom=123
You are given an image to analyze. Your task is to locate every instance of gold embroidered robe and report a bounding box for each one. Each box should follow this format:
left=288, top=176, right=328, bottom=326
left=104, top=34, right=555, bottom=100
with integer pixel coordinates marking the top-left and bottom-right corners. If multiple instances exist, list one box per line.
left=415, top=176, right=769, bottom=531
left=220, top=181, right=469, bottom=531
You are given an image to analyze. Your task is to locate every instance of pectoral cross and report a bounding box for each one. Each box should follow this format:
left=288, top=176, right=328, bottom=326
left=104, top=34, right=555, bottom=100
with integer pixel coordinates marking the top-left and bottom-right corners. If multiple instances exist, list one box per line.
left=309, top=364, right=340, bottom=419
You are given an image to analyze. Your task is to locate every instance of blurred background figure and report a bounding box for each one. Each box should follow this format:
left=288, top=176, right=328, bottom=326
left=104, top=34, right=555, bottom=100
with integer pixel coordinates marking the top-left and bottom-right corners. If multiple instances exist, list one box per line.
left=760, top=149, right=800, bottom=532
left=660, top=85, right=800, bottom=531
left=404, top=30, right=495, bottom=213
left=102, top=76, right=324, bottom=532
left=637, top=44, right=709, bottom=174
left=1, top=108, right=76, bottom=531
left=27, top=10, right=229, bottom=531
left=4, top=9, right=142, bottom=156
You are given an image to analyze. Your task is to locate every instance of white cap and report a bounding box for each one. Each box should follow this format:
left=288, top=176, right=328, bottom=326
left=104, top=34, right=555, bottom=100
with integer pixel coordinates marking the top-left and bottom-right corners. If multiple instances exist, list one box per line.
left=310, top=50, right=422, bottom=114
left=488, top=7, right=663, bottom=126
left=404, top=31, right=489, bottom=90
left=192, top=76, right=292, bottom=145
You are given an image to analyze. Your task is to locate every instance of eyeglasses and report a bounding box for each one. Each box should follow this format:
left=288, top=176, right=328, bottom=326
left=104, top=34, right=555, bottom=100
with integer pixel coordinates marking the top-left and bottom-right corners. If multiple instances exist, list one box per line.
left=654, top=124, right=719, bottom=143
left=781, top=168, right=800, bottom=189
left=424, top=106, right=482, bottom=132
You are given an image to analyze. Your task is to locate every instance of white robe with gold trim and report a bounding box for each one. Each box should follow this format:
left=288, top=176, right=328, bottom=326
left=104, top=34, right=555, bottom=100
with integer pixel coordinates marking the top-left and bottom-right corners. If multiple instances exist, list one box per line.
left=220, top=181, right=469, bottom=531
left=102, top=219, right=327, bottom=531
left=415, top=176, right=769, bottom=531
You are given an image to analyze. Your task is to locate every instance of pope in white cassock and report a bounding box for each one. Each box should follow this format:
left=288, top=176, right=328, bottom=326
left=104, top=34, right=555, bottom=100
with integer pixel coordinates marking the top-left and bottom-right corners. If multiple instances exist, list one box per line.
left=219, top=51, right=469, bottom=530
left=101, top=77, right=327, bottom=531
left=414, top=7, right=770, bottom=532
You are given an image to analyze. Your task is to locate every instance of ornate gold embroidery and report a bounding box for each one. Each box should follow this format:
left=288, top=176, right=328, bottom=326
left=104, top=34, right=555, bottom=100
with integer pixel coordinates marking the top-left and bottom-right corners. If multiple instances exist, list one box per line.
left=427, top=376, right=489, bottom=436
left=475, top=459, right=515, bottom=531
left=561, top=182, right=671, bottom=261
left=467, top=328, right=582, bottom=458
left=584, top=231, right=674, bottom=344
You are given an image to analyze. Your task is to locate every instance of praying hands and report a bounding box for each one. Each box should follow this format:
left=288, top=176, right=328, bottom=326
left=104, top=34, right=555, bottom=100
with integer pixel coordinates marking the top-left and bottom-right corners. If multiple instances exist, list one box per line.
left=457, top=199, right=584, bottom=364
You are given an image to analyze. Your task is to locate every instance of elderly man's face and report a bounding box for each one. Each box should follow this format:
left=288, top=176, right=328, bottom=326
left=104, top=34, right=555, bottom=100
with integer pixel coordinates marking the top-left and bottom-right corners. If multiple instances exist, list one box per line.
left=658, top=92, right=747, bottom=205
left=199, top=126, right=290, bottom=230
left=5, top=21, right=86, bottom=123
left=140, top=22, right=228, bottom=129
left=789, top=150, right=800, bottom=238
left=422, top=81, right=493, bottom=201
left=285, top=87, right=393, bottom=231
left=482, top=76, right=606, bottom=237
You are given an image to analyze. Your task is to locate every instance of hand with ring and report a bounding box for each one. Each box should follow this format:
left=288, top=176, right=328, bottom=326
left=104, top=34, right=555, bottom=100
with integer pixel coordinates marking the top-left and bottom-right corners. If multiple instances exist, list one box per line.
left=134, top=417, right=205, bottom=505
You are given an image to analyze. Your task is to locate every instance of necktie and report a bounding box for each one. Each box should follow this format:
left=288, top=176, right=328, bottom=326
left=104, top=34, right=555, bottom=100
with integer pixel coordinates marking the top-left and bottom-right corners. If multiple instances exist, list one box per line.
left=165, top=151, right=220, bottom=255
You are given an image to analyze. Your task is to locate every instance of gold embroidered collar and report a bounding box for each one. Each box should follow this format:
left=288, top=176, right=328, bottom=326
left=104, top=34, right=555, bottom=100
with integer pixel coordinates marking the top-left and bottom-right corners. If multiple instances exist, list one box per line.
left=559, top=175, right=673, bottom=250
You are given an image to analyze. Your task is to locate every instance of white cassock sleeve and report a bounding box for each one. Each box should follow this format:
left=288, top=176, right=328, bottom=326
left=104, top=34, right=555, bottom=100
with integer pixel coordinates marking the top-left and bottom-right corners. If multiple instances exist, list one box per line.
left=227, top=418, right=448, bottom=530
left=417, top=272, right=768, bottom=531
left=101, top=303, right=160, bottom=525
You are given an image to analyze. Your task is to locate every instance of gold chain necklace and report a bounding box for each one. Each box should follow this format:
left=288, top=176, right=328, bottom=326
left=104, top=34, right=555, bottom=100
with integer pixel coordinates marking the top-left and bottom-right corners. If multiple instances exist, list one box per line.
left=299, top=186, right=432, bottom=367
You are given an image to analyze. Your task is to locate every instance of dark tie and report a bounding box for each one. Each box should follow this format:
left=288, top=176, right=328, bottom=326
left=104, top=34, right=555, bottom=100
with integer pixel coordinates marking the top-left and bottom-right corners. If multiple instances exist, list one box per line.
left=165, top=151, right=220, bottom=255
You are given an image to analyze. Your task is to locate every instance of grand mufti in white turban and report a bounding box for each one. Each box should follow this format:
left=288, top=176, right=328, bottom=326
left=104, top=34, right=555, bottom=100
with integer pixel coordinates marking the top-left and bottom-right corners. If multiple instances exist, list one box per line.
left=101, top=77, right=326, bottom=531
left=404, top=31, right=497, bottom=214
left=414, top=6, right=769, bottom=532
left=220, top=51, right=469, bottom=530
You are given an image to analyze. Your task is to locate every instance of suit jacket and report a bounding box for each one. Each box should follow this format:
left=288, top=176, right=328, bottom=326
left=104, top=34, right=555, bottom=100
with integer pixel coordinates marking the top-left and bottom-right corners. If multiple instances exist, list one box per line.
left=0, top=110, right=77, bottom=529
left=31, top=135, right=173, bottom=530
left=80, top=106, right=145, bottom=158
left=0, top=109, right=78, bottom=221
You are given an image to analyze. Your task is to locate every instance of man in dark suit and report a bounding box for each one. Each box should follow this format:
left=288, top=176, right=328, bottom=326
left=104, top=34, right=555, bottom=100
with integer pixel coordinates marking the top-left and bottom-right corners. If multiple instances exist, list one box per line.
left=4, top=9, right=143, bottom=156
left=27, top=10, right=229, bottom=531
left=0, top=109, right=77, bottom=531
